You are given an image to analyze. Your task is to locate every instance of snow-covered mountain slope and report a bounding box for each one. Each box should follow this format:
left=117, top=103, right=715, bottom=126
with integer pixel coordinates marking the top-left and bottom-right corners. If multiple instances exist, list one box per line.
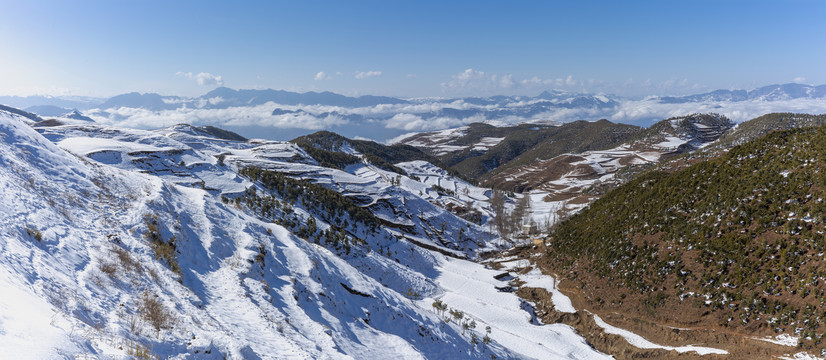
left=0, top=110, right=613, bottom=359
left=482, top=114, right=733, bottom=228
left=392, top=125, right=506, bottom=157
left=397, top=120, right=642, bottom=184
left=392, top=122, right=550, bottom=159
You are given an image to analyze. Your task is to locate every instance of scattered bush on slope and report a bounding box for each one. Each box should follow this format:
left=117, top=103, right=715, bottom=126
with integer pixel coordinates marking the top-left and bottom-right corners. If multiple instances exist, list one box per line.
left=547, top=125, right=826, bottom=349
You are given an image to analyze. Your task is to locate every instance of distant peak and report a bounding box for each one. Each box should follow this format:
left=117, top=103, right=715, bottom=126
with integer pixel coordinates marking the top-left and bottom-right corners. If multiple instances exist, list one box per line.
left=61, top=109, right=94, bottom=121
left=167, top=123, right=247, bottom=141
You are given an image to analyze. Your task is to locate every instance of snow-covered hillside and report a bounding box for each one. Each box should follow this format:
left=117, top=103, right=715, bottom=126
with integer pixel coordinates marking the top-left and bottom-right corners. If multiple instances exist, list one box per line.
left=483, top=114, right=734, bottom=229
left=391, top=126, right=510, bottom=157
left=0, top=110, right=614, bottom=359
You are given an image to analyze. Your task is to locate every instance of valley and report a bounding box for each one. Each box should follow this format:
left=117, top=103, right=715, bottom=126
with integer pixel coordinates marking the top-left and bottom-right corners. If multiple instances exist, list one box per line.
left=5, top=2, right=826, bottom=358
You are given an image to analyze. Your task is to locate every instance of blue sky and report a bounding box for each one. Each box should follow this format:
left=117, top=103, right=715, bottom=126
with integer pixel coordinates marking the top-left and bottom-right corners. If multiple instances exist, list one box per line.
left=1, top=0, right=824, bottom=98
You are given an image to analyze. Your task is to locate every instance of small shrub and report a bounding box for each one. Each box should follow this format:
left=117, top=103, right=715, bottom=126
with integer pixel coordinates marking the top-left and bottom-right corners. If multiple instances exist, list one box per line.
left=144, top=215, right=181, bottom=275
left=254, top=244, right=267, bottom=267
left=26, top=227, right=43, bottom=241
left=89, top=272, right=107, bottom=288
left=99, top=261, right=118, bottom=278
left=432, top=299, right=447, bottom=317
left=139, top=291, right=173, bottom=332
left=404, top=288, right=421, bottom=300
left=111, top=246, right=142, bottom=275
left=127, top=340, right=159, bottom=360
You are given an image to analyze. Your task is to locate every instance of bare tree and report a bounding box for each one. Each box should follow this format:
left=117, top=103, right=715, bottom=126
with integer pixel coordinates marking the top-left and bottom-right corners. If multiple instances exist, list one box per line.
left=490, top=189, right=508, bottom=237
left=510, top=193, right=530, bottom=234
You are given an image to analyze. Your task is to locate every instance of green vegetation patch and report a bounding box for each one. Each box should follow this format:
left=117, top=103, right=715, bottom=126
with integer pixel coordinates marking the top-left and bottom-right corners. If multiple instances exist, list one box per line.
left=236, top=166, right=380, bottom=255
left=547, top=125, right=826, bottom=348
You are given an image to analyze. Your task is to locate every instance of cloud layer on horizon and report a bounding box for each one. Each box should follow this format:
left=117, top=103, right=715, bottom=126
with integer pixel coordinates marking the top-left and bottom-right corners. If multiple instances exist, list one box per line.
left=83, top=95, right=826, bottom=143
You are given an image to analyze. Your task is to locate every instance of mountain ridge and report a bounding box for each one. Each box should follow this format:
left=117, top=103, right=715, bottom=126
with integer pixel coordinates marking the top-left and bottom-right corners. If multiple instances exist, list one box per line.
left=660, top=83, right=826, bottom=103
left=7, top=82, right=825, bottom=113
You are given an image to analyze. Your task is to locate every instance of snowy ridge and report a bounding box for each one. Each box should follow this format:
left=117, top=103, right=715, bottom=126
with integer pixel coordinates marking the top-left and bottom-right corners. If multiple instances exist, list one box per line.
left=395, top=126, right=472, bottom=156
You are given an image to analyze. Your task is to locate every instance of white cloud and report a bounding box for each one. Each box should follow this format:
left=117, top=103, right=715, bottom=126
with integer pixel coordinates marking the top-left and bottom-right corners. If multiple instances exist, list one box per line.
left=441, top=68, right=501, bottom=92
left=355, top=70, right=382, bottom=79
left=314, top=71, right=330, bottom=81
left=87, top=102, right=350, bottom=130
left=444, top=69, right=590, bottom=94
left=520, top=77, right=550, bottom=86
left=610, top=98, right=826, bottom=124
left=456, top=68, right=485, bottom=81
left=498, top=74, right=514, bottom=88
left=385, top=113, right=468, bottom=131
left=385, top=113, right=425, bottom=131
left=383, top=112, right=492, bottom=132
left=440, top=69, right=712, bottom=97
left=794, top=77, right=807, bottom=84
left=176, top=71, right=224, bottom=86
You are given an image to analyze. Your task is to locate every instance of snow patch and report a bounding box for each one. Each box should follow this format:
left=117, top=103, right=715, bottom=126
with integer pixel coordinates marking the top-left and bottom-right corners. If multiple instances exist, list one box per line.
left=592, top=314, right=728, bottom=355
left=518, top=269, right=576, bottom=313
left=754, top=333, right=799, bottom=347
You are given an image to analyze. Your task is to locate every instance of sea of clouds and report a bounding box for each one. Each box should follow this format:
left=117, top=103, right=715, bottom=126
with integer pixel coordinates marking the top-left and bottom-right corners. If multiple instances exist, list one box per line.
left=85, top=97, right=826, bottom=142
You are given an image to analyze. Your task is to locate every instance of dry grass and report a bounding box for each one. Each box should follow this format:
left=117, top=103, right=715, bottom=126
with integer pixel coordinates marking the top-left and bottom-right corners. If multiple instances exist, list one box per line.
left=144, top=215, right=181, bottom=275
left=139, top=291, right=174, bottom=332
left=99, top=261, right=118, bottom=278
left=111, top=245, right=143, bottom=275
left=25, top=226, right=43, bottom=241
left=127, top=340, right=159, bottom=360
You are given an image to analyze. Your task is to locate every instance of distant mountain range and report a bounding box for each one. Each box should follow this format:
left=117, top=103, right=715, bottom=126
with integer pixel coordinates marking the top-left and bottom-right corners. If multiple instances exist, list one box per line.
left=0, top=94, right=103, bottom=110
left=4, top=83, right=826, bottom=142
left=659, top=83, right=826, bottom=103
left=4, top=83, right=824, bottom=111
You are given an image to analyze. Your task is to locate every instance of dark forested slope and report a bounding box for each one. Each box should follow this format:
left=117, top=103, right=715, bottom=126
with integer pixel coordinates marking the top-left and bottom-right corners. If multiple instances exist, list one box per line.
left=545, top=125, right=826, bottom=350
